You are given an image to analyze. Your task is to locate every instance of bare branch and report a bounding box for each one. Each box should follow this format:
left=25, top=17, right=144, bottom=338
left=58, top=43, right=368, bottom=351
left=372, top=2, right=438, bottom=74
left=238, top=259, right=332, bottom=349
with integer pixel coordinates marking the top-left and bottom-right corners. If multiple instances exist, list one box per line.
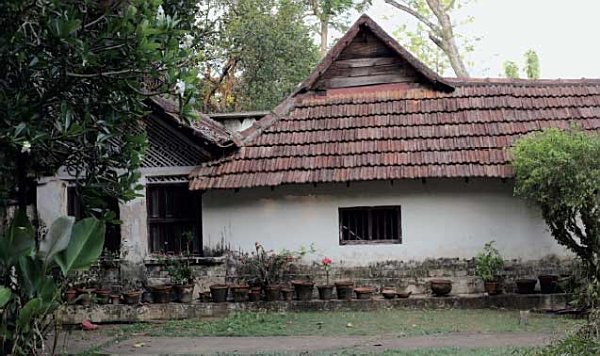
left=384, top=0, right=441, bottom=35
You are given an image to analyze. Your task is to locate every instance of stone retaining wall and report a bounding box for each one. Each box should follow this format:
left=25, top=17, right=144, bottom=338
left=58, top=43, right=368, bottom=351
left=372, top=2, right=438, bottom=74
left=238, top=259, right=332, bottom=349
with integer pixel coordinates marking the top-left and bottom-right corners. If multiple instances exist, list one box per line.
left=97, top=254, right=575, bottom=298
left=57, top=293, right=571, bottom=325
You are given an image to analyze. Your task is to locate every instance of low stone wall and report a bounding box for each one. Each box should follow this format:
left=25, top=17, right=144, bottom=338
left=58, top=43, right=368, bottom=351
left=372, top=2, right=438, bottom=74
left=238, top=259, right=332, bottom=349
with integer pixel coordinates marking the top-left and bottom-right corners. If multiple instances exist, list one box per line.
left=57, top=293, right=571, bottom=325
left=96, top=254, right=574, bottom=297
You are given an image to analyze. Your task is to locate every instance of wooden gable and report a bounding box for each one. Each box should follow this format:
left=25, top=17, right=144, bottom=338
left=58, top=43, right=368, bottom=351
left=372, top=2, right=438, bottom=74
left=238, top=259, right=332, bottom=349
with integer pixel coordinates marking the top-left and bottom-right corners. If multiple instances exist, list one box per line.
left=300, top=15, right=453, bottom=94
left=314, top=28, right=427, bottom=90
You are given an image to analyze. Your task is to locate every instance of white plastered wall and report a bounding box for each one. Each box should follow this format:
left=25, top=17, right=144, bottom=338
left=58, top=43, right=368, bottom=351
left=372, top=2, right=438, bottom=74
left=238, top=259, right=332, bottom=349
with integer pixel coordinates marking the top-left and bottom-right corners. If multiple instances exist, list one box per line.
left=202, top=178, right=569, bottom=265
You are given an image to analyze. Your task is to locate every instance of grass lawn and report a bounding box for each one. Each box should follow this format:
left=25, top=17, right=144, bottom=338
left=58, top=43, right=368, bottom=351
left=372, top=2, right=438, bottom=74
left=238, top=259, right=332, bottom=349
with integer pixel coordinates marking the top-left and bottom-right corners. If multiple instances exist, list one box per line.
left=119, top=309, right=582, bottom=337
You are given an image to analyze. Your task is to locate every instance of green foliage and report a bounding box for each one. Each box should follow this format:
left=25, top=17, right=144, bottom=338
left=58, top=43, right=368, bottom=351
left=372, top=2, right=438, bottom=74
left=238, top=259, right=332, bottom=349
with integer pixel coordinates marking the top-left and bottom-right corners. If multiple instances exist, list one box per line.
left=167, top=259, right=194, bottom=285
left=512, top=128, right=600, bottom=305
left=390, top=0, right=478, bottom=76
left=237, top=242, right=315, bottom=287
left=524, top=49, right=540, bottom=79
left=0, top=214, right=105, bottom=353
left=503, top=61, right=520, bottom=79
left=0, top=0, right=200, bottom=214
left=200, top=0, right=319, bottom=112
left=473, top=241, right=504, bottom=282
left=394, top=23, right=450, bottom=75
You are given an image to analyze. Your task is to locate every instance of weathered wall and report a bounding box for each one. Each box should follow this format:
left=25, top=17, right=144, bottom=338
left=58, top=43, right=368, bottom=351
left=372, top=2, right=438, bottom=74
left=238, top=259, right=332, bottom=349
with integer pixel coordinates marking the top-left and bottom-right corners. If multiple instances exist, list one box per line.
left=202, top=178, right=569, bottom=264
left=37, top=178, right=68, bottom=227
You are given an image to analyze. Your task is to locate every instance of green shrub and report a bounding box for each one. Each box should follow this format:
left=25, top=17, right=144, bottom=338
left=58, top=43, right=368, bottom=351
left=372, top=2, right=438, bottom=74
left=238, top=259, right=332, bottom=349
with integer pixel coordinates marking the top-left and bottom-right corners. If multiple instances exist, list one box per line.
left=474, top=241, right=504, bottom=282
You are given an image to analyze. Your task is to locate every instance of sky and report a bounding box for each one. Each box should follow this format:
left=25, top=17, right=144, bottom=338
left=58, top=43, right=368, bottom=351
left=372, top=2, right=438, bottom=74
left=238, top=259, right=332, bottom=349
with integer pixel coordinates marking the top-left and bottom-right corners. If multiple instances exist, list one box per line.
left=343, top=0, right=600, bottom=79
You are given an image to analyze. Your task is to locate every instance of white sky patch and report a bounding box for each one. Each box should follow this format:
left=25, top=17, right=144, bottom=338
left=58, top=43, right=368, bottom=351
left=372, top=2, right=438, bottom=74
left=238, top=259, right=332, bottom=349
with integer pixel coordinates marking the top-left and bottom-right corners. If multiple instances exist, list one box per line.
left=334, top=0, right=600, bottom=79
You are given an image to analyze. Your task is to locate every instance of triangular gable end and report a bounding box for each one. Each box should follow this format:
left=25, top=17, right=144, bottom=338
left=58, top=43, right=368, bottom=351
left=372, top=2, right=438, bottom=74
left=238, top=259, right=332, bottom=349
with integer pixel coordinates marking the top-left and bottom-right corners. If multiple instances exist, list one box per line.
left=298, top=14, right=454, bottom=93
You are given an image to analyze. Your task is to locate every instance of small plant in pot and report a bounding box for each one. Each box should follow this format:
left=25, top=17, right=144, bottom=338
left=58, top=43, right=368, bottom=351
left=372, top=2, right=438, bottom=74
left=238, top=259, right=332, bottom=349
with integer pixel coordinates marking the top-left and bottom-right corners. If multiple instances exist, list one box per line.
left=230, top=284, right=250, bottom=302
left=209, top=284, right=229, bottom=303
left=316, top=257, right=334, bottom=300
left=168, top=258, right=195, bottom=303
left=291, top=279, right=314, bottom=301
left=430, top=279, right=452, bottom=296
left=474, top=241, right=504, bottom=296
left=515, top=278, right=537, bottom=294
left=335, top=280, right=354, bottom=300
left=122, top=280, right=142, bottom=305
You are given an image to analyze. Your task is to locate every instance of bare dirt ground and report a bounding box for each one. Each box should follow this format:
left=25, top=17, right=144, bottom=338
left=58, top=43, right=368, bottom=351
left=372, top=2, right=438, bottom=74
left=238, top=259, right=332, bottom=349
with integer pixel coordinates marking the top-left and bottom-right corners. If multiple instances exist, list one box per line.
left=58, top=330, right=556, bottom=354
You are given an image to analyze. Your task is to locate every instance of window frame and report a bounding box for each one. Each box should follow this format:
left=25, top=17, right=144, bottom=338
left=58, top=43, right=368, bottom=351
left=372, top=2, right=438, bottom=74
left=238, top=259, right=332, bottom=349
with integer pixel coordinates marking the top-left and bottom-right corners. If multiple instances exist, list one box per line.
left=146, top=183, right=203, bottom=256
left=338, top=205, right=402, bottom=245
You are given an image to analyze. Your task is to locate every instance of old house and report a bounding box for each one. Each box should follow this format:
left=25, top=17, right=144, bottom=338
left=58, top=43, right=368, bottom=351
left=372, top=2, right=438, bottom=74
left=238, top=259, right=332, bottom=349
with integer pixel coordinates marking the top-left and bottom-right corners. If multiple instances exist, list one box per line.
left=37, top=15, right=600, bottom=292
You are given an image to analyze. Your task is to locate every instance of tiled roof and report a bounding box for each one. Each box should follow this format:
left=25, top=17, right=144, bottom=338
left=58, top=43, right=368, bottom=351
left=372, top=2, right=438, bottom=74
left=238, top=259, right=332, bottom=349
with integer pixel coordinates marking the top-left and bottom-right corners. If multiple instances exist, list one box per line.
left=189, top=80, right=600, bottom=189
left=188, top=15, right=600, bottom=190
left=148, top=97, right=240, bottom=147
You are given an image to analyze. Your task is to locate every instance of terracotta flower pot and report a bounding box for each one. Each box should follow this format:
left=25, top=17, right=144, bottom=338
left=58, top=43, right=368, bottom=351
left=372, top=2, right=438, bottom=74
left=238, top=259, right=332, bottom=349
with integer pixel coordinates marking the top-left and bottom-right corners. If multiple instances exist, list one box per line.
left=397, top=291, right=412, bottom=299
left=142, top=291, right=154, bottom=304
left=175, top=284, right=195, bottom=303
left=248, top=290, right=261, bottom=302
left=354, top=287, right=375, bottom=300
left=381, top=289, right=397, bottom=299
left=516, top=279, right=537, bottom=294
left=209, top=284, right=229, bottom=303
left=231, top=285, right=250, bottom=303
left=317, top=285, right=334, bottom=300
left=77, top=288, right=95, bottom=306
left=291, top=280, right=314, bottom=301
left=151, top=285, right=172, bottom=304
left=110, top=294, right=121, bottom=305
left=335, top=280, right=354, bottom=300
left=265, top=285, right=281, bottom=301
left=484, top=281, right=502, bottom=296
left=281, top=288, right=294, bottom=301
left=122, top=291, right=141, bottom=305
left=430, top=279, right=452, bottom=296
left=94, top=289, right=111, bottom=305
left=538, top=275, right=559, bottom=294
left=63, top=290, right=77, bottom=304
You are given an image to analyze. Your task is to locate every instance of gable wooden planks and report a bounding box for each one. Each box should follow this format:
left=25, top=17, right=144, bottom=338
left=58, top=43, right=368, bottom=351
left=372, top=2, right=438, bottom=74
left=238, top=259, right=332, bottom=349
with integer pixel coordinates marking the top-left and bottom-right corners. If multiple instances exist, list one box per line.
left=314, top=29, right=426, bottom=89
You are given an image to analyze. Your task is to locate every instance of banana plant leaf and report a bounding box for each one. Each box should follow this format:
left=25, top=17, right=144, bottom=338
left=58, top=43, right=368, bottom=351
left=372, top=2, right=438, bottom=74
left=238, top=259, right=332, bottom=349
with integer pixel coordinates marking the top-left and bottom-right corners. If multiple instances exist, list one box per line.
left=0, top=287, right=10, bottom=308
left=0, top=210, right=35, bottom=265
left=38, top=216, right=74, bottom=267
left=54, top=218, right=105, bottom=275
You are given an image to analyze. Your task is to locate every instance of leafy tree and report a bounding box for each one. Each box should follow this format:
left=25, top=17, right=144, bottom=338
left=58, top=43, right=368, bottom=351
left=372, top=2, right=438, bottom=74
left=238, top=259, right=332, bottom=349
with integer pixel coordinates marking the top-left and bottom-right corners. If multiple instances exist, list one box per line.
left=503, top=61, right=520, bottom=79
left=306, top=0, right=368, bottom=57
left=524, top=49, right=540, bottom=79
left=502, top=49, right=540, bottom=79
left=1, top=0, right=199, bottom=351
left=200, top=0, right=319, bottom=112
left=0, top=0, right=200, bottom=218
left=384, top=0, right=475, bottom=77
left=512, top=128, right=600, bottom=305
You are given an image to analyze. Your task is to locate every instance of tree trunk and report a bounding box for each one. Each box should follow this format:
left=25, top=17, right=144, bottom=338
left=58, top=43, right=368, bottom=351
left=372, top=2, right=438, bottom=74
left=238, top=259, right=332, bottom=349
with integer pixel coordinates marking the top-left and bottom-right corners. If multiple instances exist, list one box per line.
left=426, top=0, right=469, bottom=78
left=384, top=0, right=470, bottom=78
left=319, top=15, right=329, bottom=58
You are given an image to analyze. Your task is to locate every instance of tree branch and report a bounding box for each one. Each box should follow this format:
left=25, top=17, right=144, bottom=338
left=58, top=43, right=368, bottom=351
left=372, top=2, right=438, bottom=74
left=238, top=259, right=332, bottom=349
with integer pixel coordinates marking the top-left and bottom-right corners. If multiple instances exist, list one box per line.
left=384, top=0, right=441, bottom=35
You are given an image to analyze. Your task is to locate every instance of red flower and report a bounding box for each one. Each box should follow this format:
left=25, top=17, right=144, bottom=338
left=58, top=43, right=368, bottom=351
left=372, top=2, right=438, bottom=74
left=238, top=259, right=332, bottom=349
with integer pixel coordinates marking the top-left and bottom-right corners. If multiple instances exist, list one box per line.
left=321, top=257, right=332, bottom=266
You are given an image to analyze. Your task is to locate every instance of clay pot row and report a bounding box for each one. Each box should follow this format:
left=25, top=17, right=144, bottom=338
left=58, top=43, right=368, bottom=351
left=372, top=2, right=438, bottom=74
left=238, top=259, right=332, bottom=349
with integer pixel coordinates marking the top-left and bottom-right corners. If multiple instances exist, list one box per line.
left=205, top=281, right=407, bottom=303
left=515, top=275, right=562, bottom=294
left=64, top=285, right=195, bottom=306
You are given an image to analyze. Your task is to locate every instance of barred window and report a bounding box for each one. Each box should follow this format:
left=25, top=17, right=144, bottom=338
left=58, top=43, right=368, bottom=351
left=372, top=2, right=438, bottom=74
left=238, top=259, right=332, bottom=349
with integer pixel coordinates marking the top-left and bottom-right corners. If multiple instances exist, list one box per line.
left=339, top=206, right=402, bottom=245
left=146, top=184, right=202, bottom=255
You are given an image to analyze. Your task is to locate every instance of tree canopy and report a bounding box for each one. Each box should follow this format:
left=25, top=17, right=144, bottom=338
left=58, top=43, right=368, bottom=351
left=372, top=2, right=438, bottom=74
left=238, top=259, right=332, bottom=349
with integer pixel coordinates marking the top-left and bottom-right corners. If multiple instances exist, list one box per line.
left=0, top=0, right=199, bottom=216
left=512, top=128, right=600, bottom=291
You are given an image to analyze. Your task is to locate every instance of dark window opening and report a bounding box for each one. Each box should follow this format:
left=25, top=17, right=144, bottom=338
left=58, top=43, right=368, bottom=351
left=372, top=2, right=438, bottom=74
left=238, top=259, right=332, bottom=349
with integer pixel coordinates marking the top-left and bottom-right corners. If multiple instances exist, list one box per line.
left=67, top=186, right=121, bottom=253
left=339, top=206, right=401, bottom=245
left=146, top=184, right=202, bottom=255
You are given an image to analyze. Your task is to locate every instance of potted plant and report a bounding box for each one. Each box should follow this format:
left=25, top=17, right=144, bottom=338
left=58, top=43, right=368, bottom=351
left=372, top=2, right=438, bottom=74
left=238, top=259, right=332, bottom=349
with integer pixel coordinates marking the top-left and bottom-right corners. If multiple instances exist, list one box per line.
left=291, top=279, right=314, bottom=300
left=122, top=290, right=142, bottom=305
left=150, top=284, right=172, bottom=304
left=474, top=241, right=504, bottom=295
left=236, top=242, right=315, bottom=298
left=281, top=287, right=294, bottom=301
left=168, top=258, right=195, bottom=303
left=538, top=274, right=559, bottom=294
left=430, top=279, right=452, bottom=296
left=209, top=284, right=229, bottom=303
left=335, top=280, right=354, bottom=300
left=231, top=284, right=250, bottom=302
left=382, top=289, right=396, bottom=299
left=317, top=257, right=334, bottom=300
left=248, top=288, right=261, bottom=302
left=354, top=287, right=375, bottom=299
left=516, top=278, right=537, bottom=294
left=94, top=289, right=111, bottom=305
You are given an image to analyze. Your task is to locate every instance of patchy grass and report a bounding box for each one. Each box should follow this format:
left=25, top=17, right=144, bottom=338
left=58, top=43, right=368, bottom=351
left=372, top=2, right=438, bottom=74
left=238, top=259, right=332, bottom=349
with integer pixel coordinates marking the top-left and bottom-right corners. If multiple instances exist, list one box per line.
left=119, top=309, right=582, bottom=338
